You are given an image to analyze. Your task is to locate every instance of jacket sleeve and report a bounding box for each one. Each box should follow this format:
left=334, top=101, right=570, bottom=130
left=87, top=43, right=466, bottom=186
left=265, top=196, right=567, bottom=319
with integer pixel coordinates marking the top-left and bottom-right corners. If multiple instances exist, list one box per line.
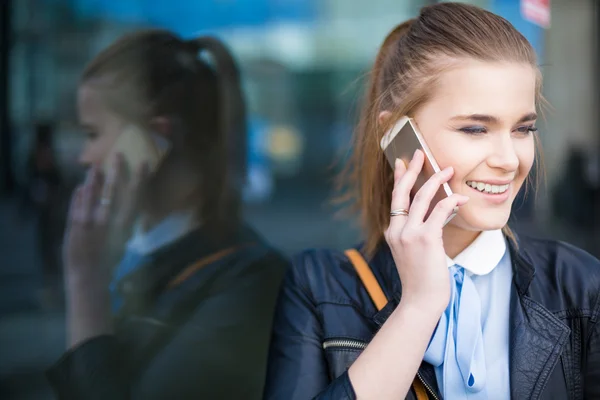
left=47, top=256, right=286, bottom=400
left=263, top=252, right=357, bottom=400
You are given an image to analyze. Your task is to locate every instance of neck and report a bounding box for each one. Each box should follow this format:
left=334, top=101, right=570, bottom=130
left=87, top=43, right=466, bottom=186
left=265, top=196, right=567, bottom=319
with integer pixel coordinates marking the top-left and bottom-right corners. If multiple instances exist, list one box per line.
left=138, top=189, right=199, bottom=234
left=137, top=165, right=201, bottom=232
left=442, top=223, right=482, bottom=259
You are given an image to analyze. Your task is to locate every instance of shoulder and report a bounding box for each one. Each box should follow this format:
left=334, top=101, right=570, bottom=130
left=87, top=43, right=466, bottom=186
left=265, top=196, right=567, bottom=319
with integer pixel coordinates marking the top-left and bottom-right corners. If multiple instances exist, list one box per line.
left=517, top=235, right=600, bottom=313
left=285, top=248, right=351, bottom=297
left=286, top=245, right=395, bottom=308
left=519, top=235, right=600, bottom=275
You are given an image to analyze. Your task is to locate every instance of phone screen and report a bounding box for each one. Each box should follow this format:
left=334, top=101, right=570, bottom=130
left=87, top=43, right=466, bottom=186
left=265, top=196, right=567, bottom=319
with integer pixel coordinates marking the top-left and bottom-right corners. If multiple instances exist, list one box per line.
left=102, top=125, right=171, bottom=177
left=380, top=117, right=456, bottom=224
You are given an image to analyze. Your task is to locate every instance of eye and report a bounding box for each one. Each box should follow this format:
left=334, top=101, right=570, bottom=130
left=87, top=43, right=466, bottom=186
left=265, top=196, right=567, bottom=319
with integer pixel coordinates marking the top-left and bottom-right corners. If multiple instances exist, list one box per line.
left=85, top=131, right=98, bottom=141
left=459, top=126, right=488, bottom=135
left=515, top=125, right=538, bottom=135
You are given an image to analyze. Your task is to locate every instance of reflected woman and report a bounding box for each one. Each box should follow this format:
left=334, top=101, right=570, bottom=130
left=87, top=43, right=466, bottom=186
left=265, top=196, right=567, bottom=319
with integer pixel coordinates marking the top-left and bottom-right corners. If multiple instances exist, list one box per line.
left=47, top=30, right=288, bottom=399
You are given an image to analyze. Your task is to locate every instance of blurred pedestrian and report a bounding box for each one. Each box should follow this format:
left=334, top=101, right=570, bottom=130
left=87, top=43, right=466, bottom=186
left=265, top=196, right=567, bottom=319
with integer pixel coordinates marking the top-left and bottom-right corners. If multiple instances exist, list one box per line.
left=46, top=30, right=288, bottom=400
left=21, top=121, right=65, bottom=307
left=551, top=145, right=596, bottom=228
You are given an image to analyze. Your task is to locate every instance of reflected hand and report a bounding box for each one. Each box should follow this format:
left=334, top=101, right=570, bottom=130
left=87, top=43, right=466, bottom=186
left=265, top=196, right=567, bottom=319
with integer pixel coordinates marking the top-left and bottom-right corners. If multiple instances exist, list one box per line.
left=63, top=155, right=148, bottom=279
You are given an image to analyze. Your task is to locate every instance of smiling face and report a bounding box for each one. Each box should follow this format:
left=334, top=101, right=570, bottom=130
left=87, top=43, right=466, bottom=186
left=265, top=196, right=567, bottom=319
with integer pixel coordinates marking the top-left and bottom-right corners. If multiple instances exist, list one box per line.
left=412, top=60, right=537, bottom=232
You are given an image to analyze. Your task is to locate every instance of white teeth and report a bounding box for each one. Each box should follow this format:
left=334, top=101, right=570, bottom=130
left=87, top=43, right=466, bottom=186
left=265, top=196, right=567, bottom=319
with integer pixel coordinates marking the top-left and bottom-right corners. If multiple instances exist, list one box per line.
left=467, top=181, right=509, bottom=194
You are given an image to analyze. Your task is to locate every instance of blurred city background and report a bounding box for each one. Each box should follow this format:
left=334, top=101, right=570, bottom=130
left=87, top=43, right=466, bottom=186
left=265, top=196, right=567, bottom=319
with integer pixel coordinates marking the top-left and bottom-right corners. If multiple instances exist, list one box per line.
left=0, top=0, right=598, bottom=398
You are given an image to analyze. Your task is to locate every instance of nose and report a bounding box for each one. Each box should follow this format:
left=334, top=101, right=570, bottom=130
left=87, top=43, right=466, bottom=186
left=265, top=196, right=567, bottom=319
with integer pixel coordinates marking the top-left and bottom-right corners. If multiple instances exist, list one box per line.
left=486, top=133, right=519, bottom=172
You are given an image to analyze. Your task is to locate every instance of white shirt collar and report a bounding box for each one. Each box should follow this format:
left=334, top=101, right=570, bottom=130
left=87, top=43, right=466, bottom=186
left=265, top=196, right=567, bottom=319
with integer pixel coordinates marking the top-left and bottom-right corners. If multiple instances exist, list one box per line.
left=445, top=229, right=507, bottom=276
left=127, top=209, right=199, bottom=256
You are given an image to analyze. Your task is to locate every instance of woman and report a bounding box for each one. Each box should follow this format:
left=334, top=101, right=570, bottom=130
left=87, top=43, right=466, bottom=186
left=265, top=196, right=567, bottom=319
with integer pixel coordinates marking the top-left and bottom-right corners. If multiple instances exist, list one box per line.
left=264, top=3, right=600, bottom=400
left=46, top=30, right=288, bottom=399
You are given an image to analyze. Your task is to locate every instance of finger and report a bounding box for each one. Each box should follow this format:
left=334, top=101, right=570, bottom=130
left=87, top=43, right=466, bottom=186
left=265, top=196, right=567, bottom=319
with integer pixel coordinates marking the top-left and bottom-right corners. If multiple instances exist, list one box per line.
left=424, top=193, right=469, bottom=230
left=116, top=161, right=149, bottom=229
left=394, top=157, right=407, bottom=183
left=101, top=154, right=120, bottom=204
left=389, top=150, right=424, bottom=221
left=81, top=168, right=101, bottom=223
left=406, top=166, right=454, bottom=224
left=68, top=186, right=84, bottom=223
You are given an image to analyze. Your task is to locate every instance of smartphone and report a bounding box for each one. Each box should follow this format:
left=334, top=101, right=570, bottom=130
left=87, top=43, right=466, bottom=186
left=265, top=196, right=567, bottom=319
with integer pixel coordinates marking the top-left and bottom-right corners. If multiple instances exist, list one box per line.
left=380, top=116, right=456, bottom=225
left=102, top=125, right=171, bottom=178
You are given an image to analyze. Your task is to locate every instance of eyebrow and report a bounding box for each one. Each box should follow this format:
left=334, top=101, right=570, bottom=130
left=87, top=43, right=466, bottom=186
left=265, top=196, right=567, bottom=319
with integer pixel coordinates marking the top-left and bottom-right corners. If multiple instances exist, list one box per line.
left=79, top=123, right=95, bottom=130
left=450, top=112, right=538, bottom=124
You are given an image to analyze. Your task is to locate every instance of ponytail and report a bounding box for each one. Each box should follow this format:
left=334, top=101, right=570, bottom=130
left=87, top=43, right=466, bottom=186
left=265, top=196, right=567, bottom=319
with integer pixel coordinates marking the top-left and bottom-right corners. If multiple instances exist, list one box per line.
left=336, top=20, right=415, bottom=256
left=187, top=36, right=247, bottom=230
left=370, top=19, right=414, bottom=107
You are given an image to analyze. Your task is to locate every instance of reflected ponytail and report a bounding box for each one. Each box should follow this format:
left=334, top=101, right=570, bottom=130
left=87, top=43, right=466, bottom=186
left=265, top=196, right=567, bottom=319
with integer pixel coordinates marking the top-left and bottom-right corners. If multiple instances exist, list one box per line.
left=188, top=36, right=247, bottom=230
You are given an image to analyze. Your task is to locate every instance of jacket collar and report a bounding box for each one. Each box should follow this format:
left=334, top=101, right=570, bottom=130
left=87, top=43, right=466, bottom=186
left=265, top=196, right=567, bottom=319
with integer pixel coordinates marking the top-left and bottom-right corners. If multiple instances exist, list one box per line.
left=507, top=233, right=536, bottom=295
left=506, top=233, right=570, bottom=400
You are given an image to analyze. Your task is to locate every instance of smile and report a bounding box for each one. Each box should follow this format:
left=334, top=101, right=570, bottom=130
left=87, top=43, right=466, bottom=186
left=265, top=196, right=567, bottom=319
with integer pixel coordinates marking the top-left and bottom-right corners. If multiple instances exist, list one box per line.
left=466, top=180, right=510, bottom=195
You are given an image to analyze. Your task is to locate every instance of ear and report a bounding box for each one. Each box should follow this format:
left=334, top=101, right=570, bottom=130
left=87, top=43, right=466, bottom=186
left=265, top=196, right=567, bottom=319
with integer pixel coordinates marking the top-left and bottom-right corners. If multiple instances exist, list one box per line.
left=149, top=117, right=171, bottom=138
left=378, top=110, right=392, bottom=126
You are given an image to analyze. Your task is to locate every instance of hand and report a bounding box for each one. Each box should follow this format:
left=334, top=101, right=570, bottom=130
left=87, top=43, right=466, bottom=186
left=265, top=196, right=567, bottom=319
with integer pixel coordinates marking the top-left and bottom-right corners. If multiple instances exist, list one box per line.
left=384, top=150, right=469, bottom=311
left=63, top=155, right=148, bottom=280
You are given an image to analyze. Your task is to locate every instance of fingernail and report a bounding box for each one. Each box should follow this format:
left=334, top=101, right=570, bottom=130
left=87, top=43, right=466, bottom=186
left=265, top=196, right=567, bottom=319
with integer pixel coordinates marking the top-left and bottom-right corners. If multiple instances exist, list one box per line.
left=395, top=158, right=401, bottom=169
left=460, top=195, right=470, bottom=202
left=413, top=149, right=419, bottom=158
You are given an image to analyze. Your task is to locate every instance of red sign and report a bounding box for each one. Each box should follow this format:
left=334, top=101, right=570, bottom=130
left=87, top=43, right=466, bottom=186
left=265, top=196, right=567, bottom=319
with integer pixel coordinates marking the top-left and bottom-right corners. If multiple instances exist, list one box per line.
left=521, top=0, right=551, bottom=28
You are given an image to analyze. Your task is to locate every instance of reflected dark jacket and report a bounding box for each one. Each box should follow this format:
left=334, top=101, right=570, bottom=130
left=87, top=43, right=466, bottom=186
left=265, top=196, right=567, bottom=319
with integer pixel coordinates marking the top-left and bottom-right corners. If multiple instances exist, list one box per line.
left=47, top=224, right=288, bottom=400
left=264, top=235, right=600, bottom=399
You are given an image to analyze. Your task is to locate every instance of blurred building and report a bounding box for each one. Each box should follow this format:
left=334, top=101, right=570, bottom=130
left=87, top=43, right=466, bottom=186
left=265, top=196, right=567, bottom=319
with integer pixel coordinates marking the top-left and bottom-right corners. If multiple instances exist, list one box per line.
left=1, top=0, right=599, bottom=251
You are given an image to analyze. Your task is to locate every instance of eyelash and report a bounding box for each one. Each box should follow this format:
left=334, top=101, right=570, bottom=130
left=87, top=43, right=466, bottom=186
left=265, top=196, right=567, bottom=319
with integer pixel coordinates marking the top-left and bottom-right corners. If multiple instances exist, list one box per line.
left=86, top=131, right=98, bottom=140
left=459, top=125, right=538, bottom=135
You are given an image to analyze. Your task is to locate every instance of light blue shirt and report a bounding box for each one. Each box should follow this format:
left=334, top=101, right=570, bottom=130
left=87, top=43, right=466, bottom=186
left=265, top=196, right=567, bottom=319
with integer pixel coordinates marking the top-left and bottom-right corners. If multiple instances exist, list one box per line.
left=424, top=229, right=512, bottom=399
left=109, top=209, right=199, bottom=312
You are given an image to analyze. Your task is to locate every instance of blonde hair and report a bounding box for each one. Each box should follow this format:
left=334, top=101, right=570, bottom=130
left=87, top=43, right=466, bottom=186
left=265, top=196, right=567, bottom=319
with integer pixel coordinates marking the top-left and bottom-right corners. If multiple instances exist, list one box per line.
left=337, top=3, right=545, bottom=256
left=81, top=30, right=246, bottom=231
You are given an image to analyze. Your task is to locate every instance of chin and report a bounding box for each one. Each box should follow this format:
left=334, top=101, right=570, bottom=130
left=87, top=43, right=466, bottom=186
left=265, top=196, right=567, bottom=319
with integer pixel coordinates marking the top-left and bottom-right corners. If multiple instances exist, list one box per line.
left=450, top=207, right=511, bottom=232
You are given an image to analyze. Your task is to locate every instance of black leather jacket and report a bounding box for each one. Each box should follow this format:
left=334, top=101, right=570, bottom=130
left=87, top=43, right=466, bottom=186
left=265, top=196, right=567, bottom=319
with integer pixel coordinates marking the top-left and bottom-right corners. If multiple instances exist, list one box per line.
left=47, top=224, right=288, bottom=400
left=264, top=234, right=600, bottom=399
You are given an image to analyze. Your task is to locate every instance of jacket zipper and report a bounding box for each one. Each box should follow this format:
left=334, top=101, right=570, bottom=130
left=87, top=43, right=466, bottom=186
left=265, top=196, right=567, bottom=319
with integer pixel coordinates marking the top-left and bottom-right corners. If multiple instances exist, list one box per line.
left=323, top=340, right=439, bottom=400
left=322, top=339, right=367, bottom=350
left=417, top=372, right=439, bottom=400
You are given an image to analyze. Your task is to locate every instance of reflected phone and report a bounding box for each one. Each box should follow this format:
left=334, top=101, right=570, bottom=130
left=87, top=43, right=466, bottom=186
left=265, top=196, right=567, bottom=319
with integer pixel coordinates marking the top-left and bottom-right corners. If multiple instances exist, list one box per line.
left=102, top=125, right=171, bottom=178
left=380, top=116, right=456, bottom=225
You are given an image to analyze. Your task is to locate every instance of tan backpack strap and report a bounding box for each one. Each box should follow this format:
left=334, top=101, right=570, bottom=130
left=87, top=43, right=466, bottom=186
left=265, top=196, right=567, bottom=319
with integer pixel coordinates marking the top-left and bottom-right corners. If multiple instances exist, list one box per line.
left=344, top=249, right=388, bottom=311
left=345, top=249, right=430, bottom=399
left=413, top=378, right=430, bottom=400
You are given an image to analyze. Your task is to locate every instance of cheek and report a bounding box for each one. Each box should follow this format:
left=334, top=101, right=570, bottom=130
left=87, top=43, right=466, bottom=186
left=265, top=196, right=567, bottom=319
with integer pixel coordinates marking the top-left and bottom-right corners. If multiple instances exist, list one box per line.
left=426, top=136, right=473, bottom=190
left=515, top=138, right=536, bottom=182
left=79, top=136, right=115, bottom=166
